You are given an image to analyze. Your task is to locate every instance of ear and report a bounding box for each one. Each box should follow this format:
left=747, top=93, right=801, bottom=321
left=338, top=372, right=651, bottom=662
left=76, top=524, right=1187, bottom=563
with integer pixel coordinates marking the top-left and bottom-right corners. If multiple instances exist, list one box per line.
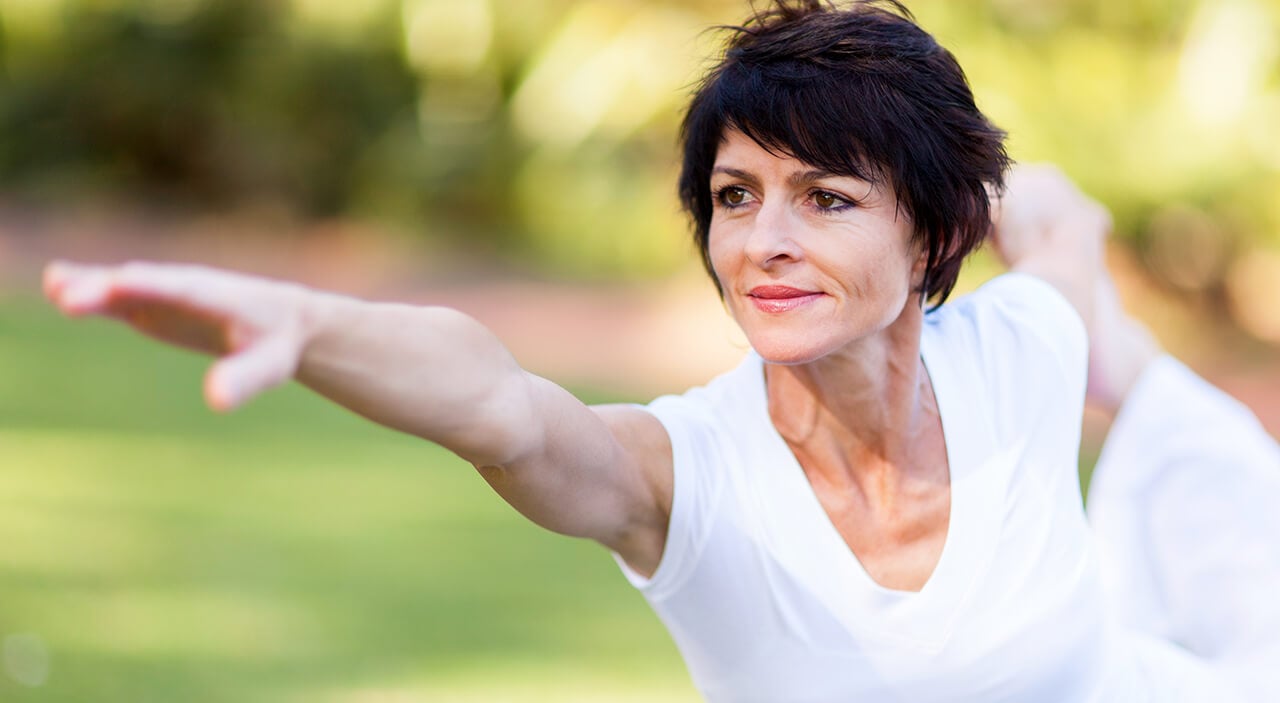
left=909, top=238, right=932, bottom=297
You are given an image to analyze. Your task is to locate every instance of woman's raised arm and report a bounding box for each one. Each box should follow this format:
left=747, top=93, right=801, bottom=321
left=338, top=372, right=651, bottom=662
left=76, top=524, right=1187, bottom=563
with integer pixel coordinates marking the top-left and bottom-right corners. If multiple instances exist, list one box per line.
left=989, top=164, right=1111, bottom=329
left=43, top=260, right=673, bottom=573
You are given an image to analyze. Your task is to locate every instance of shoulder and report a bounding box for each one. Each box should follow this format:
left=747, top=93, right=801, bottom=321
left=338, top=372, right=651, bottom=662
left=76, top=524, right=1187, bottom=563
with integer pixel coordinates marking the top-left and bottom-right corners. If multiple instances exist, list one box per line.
left=931, top=272, right=1087, bottom=382
left=644, top=353, right=760, bottom=441
left=638, top=355, right=756, bottom=493
left=926, top=273, right=1088, bottom=444
left=609, top=355, right=757, bottom=594
left=593, top=354, right=757, bottom=463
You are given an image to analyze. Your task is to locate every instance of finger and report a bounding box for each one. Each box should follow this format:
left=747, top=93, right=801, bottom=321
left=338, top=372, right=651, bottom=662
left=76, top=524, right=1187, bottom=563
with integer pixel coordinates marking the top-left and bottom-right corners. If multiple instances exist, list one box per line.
left=44, top=260, right=227, bottom=318
left=108, top=262, right=240, bottom=317
left=53, top=269, right=115, bottom=317
left=43, top=260, right=74, bottom=300
left=203, top=333, right=301, bottom=413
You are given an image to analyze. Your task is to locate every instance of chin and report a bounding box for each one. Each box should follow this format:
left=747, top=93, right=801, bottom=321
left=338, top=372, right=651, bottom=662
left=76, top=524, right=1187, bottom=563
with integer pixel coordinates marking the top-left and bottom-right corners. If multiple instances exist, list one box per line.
left=747, top=334, right=837, bottom=366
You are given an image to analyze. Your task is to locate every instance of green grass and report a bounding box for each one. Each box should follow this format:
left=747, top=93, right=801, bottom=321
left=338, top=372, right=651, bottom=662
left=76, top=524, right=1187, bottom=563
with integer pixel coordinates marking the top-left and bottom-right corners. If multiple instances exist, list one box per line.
left=0, top=295, right=698, bottom=702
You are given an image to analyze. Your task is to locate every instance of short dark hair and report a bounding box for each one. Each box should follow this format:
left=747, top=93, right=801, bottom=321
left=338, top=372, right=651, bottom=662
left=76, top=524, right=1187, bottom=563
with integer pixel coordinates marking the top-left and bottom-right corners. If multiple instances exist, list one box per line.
left=678, top=0, right=1009, bottom=305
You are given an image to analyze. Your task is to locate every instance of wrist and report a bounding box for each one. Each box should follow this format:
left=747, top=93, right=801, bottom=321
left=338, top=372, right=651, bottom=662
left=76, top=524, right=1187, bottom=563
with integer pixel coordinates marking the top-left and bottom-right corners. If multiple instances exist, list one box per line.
left=292, top=285, right=356, bottom=371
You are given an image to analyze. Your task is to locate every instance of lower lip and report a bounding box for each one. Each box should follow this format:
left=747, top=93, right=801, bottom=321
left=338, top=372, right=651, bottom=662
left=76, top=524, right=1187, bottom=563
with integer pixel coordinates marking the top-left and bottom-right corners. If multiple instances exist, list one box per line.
left=749, top=293, right=823, bottom=313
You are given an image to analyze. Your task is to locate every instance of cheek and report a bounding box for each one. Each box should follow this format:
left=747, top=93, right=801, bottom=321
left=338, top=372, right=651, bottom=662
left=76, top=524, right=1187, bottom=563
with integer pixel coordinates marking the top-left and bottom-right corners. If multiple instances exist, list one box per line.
left=871, top=228, right=920, bottom=285
left=706, top=227, right=735, bottom=280
left=840, top=242, right=915, bottom=305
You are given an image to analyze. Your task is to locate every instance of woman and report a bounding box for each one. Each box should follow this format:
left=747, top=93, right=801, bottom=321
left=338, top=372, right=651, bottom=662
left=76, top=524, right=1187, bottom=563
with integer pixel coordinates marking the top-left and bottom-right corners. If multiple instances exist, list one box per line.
left=43, top=1, right=1280, bottom=700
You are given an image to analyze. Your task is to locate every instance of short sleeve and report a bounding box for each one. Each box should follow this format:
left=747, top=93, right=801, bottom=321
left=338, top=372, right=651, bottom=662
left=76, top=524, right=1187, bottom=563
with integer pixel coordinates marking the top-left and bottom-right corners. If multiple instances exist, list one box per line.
left=613, top=391, right=726, bottom=601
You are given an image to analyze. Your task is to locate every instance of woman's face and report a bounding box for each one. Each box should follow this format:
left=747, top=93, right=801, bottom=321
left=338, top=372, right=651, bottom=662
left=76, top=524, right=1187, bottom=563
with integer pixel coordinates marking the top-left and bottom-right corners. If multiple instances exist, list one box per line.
left=708, top=129, right=925, bottom=365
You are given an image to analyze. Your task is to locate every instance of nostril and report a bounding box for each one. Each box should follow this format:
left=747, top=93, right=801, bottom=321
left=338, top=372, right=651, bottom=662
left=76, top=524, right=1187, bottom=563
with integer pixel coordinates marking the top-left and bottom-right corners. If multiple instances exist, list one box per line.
left=744, top=229, right=800, bottom=269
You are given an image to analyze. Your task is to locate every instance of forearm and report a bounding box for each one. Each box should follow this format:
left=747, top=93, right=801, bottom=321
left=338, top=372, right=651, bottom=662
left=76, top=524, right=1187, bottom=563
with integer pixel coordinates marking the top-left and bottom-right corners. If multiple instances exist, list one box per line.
left=296, top=291, right=539, bottom=466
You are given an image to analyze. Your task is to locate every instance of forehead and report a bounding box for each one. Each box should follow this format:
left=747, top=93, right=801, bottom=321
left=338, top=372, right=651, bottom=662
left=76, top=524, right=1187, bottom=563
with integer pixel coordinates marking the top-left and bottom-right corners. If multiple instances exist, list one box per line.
left=711, top=128, right=885, bottom=190
left=711, top=129, right=890, bottom=197
left=712, top=129, right=805, bottom=170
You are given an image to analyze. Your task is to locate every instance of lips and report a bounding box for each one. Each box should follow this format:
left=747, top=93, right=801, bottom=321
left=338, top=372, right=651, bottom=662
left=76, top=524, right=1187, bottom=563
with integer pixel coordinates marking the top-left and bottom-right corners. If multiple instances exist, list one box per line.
left=748, top=285, right=823, bottom=313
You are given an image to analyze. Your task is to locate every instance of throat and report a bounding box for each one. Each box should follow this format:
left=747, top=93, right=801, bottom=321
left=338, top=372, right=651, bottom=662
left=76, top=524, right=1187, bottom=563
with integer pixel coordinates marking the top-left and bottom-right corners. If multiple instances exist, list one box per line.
left=778, top=393, right=952, bottom=593
left=762, top=336, right=952, bottom=592
left=764, top=347, right=936, bottom=455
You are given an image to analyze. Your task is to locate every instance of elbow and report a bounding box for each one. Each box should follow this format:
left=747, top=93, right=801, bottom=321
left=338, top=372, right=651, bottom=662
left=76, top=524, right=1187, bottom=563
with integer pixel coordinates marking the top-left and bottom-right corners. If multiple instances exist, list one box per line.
left=451, top=370, right=547, bottom=469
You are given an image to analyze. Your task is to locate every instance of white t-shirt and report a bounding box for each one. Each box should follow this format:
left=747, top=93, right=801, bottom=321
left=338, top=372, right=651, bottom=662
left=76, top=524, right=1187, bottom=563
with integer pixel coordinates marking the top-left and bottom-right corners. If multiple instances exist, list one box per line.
left=617, top=274, right=1226, bottom=703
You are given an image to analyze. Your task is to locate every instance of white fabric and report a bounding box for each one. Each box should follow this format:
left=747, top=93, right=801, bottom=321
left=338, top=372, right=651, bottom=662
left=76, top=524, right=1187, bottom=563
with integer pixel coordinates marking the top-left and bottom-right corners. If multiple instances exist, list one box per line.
left=615, top=273, right=1266, bottom=702
left=1088, top=356, right=1280, bottom=701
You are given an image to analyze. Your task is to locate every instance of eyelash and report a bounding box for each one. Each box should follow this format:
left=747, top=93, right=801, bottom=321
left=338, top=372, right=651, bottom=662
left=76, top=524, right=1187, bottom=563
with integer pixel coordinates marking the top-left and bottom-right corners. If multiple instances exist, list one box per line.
left=809, top=189, right=855, bottom=213
left=712, top=186, right=855, bottom=214
left=712, top=185, right=750, bottom=210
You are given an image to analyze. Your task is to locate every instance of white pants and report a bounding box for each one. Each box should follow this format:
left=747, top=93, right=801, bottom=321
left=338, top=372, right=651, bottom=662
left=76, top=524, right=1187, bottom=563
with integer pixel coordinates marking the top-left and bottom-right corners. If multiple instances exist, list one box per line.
left=1088, top=356, right=1280, bottom=701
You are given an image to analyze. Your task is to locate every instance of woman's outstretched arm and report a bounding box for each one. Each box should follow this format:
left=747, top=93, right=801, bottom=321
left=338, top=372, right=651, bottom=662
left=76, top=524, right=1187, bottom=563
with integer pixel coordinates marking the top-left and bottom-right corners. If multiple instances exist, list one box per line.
left=43, top=260, right=673, bottom=574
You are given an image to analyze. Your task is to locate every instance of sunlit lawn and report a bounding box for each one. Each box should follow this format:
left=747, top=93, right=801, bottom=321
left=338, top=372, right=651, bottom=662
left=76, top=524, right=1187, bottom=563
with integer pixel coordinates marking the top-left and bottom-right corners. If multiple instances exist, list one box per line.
left=0, top=296, right=698, bottom=702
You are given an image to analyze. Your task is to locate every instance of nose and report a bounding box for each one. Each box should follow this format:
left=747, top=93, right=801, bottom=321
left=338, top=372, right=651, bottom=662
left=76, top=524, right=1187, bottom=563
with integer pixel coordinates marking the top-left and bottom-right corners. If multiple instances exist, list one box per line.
left=743, top=199, right=802, bottom=269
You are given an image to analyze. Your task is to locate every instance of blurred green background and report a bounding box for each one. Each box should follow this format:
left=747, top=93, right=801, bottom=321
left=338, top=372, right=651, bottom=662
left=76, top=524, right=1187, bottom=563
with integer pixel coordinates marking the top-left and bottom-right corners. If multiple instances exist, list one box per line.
left=0, top=297, right=694, bottom=701
left=1, top=0, right=1278, bottom=296
left=1, top=0, right=1279, bottom=700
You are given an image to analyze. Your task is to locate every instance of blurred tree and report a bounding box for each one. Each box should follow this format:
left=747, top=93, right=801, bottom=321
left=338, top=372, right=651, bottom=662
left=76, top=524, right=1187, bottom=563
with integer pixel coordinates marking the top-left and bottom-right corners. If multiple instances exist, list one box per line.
left=0, top=0, right=418, bottom=215
left=0, top=0, right=1277, bottom=323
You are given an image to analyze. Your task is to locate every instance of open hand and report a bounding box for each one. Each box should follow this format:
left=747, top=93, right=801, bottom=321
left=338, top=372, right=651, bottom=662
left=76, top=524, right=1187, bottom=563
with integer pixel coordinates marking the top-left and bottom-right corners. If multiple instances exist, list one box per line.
left=44, top=260, right=312, bottom=412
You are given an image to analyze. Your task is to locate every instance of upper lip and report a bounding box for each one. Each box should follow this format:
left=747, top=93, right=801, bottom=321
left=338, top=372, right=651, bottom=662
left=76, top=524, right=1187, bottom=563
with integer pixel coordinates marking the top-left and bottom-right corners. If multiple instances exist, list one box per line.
left=748, top=285, right=820, bottom=299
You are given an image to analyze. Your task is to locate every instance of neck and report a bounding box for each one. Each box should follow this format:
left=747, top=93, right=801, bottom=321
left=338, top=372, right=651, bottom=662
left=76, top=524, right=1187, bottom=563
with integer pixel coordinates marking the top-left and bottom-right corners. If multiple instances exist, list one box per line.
left=766, top=299, right=934, bottom=468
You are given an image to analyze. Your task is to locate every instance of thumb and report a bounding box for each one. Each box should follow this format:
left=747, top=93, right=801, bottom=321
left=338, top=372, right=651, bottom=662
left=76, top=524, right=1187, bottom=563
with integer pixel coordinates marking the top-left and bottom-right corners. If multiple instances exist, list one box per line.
left=985, top=180, right=1004, bottom=226
left=203, top=333, right=301, bottom=412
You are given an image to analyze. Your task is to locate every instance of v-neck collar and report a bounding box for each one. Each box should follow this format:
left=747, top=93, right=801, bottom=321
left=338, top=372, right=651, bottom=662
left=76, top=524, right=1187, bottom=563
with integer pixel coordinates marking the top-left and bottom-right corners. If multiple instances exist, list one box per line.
left=739, top=317, right=1008, bottom=651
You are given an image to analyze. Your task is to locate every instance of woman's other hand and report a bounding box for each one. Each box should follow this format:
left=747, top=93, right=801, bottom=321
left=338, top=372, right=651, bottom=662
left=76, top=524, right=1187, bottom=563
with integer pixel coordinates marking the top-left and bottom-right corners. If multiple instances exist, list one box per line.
left=989, top=164, right=1110, bottom=327
left=43, top=260, right=311, bottom=412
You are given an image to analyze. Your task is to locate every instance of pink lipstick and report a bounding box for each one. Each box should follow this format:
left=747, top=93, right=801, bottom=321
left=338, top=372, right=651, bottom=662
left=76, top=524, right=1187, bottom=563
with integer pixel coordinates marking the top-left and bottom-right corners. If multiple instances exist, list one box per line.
left=748, top=286, right=823, bottom=313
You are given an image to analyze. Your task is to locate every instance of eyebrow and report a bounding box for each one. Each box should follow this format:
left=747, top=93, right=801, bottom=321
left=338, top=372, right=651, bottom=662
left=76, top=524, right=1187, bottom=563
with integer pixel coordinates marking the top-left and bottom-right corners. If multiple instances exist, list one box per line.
left=710, top=166, right=843, bottom=188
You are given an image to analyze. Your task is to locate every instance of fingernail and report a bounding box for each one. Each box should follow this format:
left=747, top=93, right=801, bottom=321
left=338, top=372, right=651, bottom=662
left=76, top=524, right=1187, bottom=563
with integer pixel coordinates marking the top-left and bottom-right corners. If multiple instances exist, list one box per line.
left=204, top=370, right=239, bottom=413
left=42, top=262, right=68, bottom=295
left=61, top=280, right=106, bottom=312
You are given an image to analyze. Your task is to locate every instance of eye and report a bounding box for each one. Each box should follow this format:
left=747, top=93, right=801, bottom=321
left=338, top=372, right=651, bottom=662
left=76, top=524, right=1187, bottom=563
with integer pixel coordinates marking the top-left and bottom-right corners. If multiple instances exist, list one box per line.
left=811, top=190, right=851, bottom=211
left=714, top=185, right=752, bottom=209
